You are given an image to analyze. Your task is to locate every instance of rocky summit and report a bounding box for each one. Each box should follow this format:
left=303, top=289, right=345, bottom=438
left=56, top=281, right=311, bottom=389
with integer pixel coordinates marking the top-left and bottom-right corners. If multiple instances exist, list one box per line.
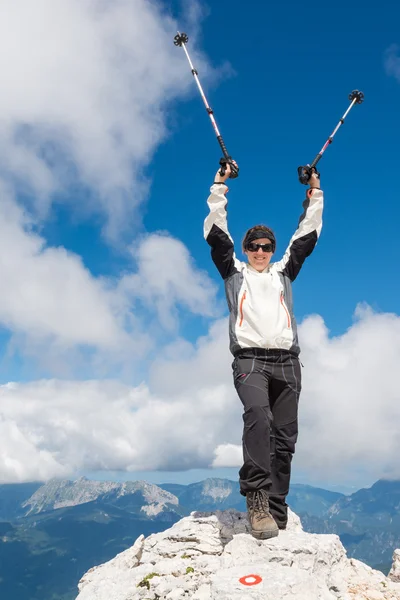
left=76, top=509, right=400, bottom=600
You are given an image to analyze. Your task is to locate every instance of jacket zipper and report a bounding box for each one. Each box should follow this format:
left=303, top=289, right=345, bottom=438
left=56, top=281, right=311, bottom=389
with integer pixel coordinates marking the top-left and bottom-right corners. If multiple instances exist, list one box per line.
left=280, top=291, right=291, bottom=328
left=239, top=290, right=247, bottom=327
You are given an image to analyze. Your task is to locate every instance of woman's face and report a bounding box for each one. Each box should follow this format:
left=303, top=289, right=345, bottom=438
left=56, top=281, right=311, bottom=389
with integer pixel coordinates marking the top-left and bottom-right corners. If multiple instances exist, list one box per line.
left=245, top=238, right=274, bottom=272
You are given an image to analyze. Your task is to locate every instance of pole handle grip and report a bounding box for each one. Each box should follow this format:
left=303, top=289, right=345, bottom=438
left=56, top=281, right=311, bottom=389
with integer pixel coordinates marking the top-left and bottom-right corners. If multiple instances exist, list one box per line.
left=310, top=153, right=323, bottom=170
left=219, top=157, right=239, bottom=179
left=297, top=164, right=320, bottom=185
left=217, top=135, right=239, bottom=178
left=217, top=135, right=230, bottom=159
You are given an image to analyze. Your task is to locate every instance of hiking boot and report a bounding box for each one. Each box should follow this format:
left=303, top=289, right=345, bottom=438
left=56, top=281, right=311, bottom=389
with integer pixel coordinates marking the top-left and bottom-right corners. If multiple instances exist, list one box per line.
left=246, top=489, right=279, bottom=539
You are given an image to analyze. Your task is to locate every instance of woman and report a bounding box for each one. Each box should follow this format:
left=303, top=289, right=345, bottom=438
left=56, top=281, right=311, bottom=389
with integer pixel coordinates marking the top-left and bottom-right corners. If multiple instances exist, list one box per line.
left=204, top=162, right=323, bottom=539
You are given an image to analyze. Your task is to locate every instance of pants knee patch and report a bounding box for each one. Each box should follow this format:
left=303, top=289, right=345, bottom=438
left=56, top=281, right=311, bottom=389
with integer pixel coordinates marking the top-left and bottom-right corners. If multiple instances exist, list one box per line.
left=275, top=419, right=298, bottom=454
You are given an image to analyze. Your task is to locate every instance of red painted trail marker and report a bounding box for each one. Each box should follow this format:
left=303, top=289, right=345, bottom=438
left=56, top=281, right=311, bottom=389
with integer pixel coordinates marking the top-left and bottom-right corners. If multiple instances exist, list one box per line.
left=239, top=574, right=263, bottom=586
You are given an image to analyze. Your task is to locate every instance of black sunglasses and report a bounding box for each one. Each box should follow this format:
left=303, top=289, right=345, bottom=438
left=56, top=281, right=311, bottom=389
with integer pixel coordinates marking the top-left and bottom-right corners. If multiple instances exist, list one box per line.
left=246, top=242, right=274, bottom=253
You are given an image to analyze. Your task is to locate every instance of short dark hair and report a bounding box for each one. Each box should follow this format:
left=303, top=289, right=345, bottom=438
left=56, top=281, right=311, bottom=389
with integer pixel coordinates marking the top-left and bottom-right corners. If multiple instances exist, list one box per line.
left=242, top=225, right=276, bottom=253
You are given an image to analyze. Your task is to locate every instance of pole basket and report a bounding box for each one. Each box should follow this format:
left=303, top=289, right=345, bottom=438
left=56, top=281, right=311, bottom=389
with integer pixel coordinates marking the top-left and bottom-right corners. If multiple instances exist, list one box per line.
left=174, top=32, right=189, bottom=47
left=349, top=90, right=364, bottom=104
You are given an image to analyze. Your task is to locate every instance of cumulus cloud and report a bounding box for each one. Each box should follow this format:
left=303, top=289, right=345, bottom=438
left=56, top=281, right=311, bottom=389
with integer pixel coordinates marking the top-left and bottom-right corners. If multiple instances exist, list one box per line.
left=212, top=444, right=243, bottom=468
left=149, top=318, right=233, bottom=395
left=0, top=191, right=128, bottom=349
left=0, top=0, right=230, bottom=373
left=2, top=305, right=400, bottom=484
left=119, top=233, right=221, bottom=331
left=0, top=414, right=70, bottom=482
left=0, top=372, right=236, bottom=483
left=0, top=0, right=214, bottom=237
left=0, top=194, right=218, bottom=373
left=0, top=0, right=225, bottom=374
left=296, top=304, right=400, bottom=484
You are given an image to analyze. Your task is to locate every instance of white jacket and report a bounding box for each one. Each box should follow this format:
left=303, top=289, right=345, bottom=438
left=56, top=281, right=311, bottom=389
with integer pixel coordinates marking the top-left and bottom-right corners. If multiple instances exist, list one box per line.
left=204, top=183, right=324, bottom=355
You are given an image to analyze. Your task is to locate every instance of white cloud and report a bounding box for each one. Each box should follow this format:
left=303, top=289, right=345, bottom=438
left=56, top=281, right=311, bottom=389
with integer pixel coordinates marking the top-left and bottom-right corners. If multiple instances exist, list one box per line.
left=0, top=0, right=224, bottom=374
left=212, top=444, right=242, bottom=468
left=149, top=318, right=233, bottom=396
left=0, top=0, right=229, bottom=374
left=119, top=234, right=221, bottom=331
left=3, top=305, right=400, bottom=484
left=0, top=190, right=144, bottom=374
left=0, top=193, right=218, bottom=373
left=0, top=374, right=237, bottom=483
left=385, top=44, right=400, bottom=81
left=0, top=414, right=69, bottom=482
left=296, top=305, right=400, bottom=484
left=0, top=0, right=213, bottom=237
left=0, top=192, right=126, bottom=348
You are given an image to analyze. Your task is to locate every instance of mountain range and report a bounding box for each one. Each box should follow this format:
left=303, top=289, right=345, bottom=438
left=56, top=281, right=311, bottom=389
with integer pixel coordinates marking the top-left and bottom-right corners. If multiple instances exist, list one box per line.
left=1, top=476, right=400, bottom=600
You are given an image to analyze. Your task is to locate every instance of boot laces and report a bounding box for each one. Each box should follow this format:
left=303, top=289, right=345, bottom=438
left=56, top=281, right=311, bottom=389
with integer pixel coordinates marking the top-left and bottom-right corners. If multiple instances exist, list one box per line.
left=249, top=489, right=270, bottom=521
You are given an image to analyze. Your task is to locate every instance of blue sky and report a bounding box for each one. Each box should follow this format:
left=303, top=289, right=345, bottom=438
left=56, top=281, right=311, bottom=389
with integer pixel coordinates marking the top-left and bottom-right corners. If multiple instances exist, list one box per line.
left=0, top=0, right=399, bottom=493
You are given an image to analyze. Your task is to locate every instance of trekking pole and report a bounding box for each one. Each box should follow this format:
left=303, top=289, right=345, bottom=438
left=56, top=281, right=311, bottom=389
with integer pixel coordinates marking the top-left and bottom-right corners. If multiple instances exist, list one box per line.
left=298, top=90, right=364, bottom=185
left=174, top=32, right=239, bottom=179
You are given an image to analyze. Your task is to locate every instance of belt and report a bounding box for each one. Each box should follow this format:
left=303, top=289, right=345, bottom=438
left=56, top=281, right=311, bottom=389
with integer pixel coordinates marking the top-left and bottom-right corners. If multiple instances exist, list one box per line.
left=233, top=347, right=298, bottom=358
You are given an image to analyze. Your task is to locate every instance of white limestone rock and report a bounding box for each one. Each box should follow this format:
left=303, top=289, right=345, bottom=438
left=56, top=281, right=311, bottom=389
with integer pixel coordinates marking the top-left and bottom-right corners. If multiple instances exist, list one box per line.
left=77, top=534, right=145, bottom=598
left=343, top=557, right=400, bottom=599
left=389, top=549, right=400, bottom=583
left=76, top=509, right=400, bottom=600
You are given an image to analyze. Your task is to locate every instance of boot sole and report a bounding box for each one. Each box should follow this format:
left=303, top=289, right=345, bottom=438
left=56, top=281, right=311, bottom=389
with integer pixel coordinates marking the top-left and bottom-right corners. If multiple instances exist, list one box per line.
left=251, top=528, right=279, bottom=540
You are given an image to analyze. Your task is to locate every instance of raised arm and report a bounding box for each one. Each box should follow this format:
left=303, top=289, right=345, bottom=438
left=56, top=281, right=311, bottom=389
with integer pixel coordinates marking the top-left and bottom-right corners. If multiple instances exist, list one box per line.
left=204, top=163, right=241, bottom=280
left=275, top=171, right=323, bottom=281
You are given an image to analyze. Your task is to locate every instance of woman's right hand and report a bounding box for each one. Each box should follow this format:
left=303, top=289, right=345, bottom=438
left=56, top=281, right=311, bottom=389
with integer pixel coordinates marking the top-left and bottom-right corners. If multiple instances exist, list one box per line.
left=214, top=160, right=237, bottom=183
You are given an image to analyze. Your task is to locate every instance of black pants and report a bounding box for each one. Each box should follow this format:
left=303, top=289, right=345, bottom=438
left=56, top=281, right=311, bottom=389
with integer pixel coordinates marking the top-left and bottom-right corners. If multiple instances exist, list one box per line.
left=232, top=349, right=301, bottom=528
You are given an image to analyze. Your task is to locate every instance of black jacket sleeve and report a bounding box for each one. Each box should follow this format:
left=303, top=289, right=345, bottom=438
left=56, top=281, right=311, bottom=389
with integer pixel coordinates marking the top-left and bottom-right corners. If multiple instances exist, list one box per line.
left=275, top=188, right=324, bottom=281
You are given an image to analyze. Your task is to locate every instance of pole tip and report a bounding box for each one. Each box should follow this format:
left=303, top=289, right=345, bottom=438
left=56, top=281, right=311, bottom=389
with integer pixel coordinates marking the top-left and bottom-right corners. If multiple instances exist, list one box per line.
left=173, top=32, right=189, bottom=47
left=349, top=90, right=364, bottom=104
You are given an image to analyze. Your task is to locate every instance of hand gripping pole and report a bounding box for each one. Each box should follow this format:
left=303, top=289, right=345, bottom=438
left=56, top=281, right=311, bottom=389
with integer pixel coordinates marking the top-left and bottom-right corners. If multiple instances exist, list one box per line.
left=298, top=90, right=364, bottom=185
left=174, top=32, right=239, bottom=178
